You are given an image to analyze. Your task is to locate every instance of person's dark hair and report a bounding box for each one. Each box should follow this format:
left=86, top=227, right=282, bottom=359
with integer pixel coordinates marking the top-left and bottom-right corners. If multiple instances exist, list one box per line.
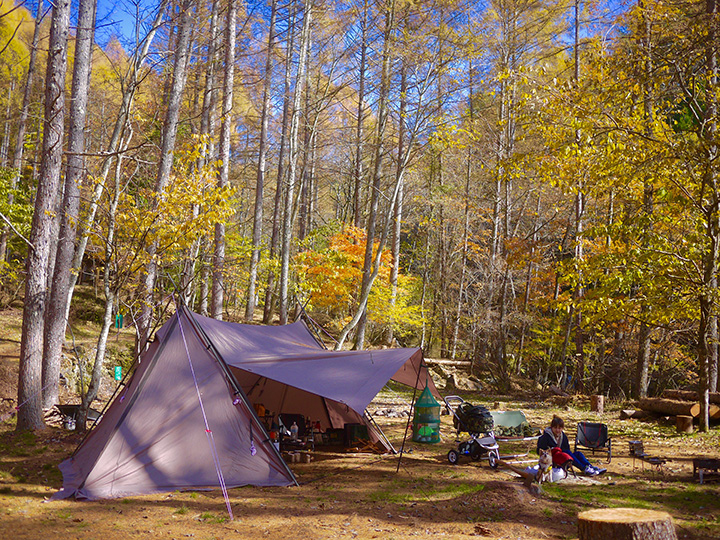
left=550, top=415, right=565, bottom=429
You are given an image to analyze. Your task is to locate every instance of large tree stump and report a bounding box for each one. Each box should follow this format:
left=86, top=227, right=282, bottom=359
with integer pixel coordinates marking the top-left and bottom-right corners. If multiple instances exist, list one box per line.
left=591, top=395, right=604, bottom=415
left=578, top=508, right=677, bottom=540
left=676, top=415, right=693, bottom=433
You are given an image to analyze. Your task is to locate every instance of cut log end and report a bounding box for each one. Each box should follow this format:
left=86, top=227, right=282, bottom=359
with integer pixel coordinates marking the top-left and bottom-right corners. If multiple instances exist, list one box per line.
left=578, top=508, right=677, bottom=540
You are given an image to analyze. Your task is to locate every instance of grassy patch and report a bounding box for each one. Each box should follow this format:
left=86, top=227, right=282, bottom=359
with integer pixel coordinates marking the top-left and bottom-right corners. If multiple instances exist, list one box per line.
left=55, top=509, right=73, bottom=520
left=197, top=511, right=227, bottom=523
left=0, top=431, right=38, bottom=457
left=543, top=480, right=720, bottom=536
left=367, top=480, right=484, bottom=503
left=366, top=488, right=415, bottom=504
left=173, top=505, right=190, bottom=515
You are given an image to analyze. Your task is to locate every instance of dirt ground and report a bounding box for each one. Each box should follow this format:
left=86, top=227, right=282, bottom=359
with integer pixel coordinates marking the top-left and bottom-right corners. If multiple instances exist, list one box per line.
left=1, top=394, right=720, bottom=540
left=1, top=308, right=720, bottom=540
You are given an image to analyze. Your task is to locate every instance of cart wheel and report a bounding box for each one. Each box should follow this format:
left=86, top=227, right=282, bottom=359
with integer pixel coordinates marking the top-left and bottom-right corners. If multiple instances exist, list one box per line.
left=488, top=450, right=500, bottom=469
left=448, top=449, right=460, bottom=465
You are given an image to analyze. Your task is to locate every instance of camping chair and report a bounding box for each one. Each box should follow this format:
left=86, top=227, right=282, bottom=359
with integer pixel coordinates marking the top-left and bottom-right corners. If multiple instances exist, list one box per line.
left=574, top=421, right=612, bottom=463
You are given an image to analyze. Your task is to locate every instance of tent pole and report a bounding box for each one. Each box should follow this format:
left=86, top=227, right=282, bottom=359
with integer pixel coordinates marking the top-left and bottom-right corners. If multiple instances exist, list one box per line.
left=395, top=358, right=425, bottom=473
left=296, top=297, right=335, bottom=349
left=364, top=409, right=396, bottom=454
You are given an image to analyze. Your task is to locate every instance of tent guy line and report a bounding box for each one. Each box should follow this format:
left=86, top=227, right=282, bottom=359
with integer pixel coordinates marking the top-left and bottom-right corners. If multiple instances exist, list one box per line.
left=176, top=307, right=234, bottom=520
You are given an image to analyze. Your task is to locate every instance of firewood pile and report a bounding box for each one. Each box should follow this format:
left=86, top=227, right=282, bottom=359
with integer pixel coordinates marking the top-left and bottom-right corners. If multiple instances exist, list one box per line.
left=619, top=390, right=720, bottom=428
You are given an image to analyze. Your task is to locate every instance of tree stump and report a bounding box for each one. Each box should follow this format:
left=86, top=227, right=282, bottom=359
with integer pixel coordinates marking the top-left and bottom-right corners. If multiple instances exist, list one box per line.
left=676, top=415, right=693, bottom=433
left=578, top=508, right=677, bottom=540
left=591, top=395, right=604, bottom=415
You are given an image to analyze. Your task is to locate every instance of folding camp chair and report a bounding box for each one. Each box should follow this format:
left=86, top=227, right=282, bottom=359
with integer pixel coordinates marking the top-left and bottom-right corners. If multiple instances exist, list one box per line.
left=574, top=421, right=612, bottom=463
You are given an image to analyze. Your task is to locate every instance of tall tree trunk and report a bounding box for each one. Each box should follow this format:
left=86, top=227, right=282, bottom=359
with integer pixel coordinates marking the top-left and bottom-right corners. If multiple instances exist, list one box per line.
left=572, top=0, right=586, bottom=393
left=77, top=150, right=125, bottom=432
left=199, top=250, right=210, bottom=315
left=139, top=0, right=194, bottom=349
left=180, top=0, right=220, bottom=307
left=708, top=0, right=719, bottom=395
left=279, top=0, right=312, bottom=325
left=42, top=0, right=98, bottom=410
left=517, top=194, right=541, bottom=373
left=336, top=0, right=396, bottom=349
left=635, top=0, right=655, bottom=400
left=698, top=0, right=718, bottom=432
left=211, top=0, right=237, bottom=321
left=264, top=2, right=297, bottom=324
left=0, top=82, right=14, bottom=167
left=0, top=0, right=44, bottom=262
left=16, top=0, right=71, bottom=431
left=64, top=2, right=167, bottom=357
left=353, top=0, right=395, bottom=350
left=245, top=0, right=277, bottom=321
left=387, top=64, right=407, bottom=347
left=352, top=0, right=369, bottom=228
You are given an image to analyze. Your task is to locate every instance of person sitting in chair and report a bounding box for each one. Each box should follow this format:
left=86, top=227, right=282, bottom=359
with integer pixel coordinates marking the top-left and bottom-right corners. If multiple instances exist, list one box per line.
left=537, top=415, right=606, bottom=476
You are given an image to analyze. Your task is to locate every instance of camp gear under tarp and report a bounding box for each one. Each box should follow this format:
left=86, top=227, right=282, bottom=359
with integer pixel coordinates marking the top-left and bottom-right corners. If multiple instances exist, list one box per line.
left=52, top=306, right=437, bottom=501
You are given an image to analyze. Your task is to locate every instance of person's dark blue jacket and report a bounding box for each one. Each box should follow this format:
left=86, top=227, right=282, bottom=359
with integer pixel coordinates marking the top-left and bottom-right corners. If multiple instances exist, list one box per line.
left=536, top=426, right=598, bottom=472
left=537, top=427, right=572, bottom=454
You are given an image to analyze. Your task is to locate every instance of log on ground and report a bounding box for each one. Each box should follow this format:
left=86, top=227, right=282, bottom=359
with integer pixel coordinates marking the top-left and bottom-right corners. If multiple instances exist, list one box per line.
left=619, top=409, right=650, bottom=420
left=578, top=508, right=677, bottom=540
left=638, top=398, right=699, bottom=418
left=661, top=389, right=720, bottom=404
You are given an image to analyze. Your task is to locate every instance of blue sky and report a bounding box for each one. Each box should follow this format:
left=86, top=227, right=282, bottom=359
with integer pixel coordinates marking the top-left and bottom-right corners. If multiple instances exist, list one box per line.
left=93, top=0, right=160, bottom=48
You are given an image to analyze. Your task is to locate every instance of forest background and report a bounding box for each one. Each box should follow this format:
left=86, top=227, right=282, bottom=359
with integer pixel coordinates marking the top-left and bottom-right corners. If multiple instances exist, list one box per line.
left=0, top=0, right=718, bottom=432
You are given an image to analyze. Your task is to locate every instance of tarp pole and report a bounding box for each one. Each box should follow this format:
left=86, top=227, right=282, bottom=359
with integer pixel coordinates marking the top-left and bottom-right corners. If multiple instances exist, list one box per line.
left=395, top=358, right=425, bottom=473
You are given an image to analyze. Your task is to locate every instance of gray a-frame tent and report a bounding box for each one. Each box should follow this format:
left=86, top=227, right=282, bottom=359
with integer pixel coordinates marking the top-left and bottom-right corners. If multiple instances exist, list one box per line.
left=52, top=306, right=437, bottom=500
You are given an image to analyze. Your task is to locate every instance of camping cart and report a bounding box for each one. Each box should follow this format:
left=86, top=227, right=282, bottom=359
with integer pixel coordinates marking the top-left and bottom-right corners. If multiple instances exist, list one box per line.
left=490, top=410, right=541, bottom=465
left=444, top=395, right=500, bottom=468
